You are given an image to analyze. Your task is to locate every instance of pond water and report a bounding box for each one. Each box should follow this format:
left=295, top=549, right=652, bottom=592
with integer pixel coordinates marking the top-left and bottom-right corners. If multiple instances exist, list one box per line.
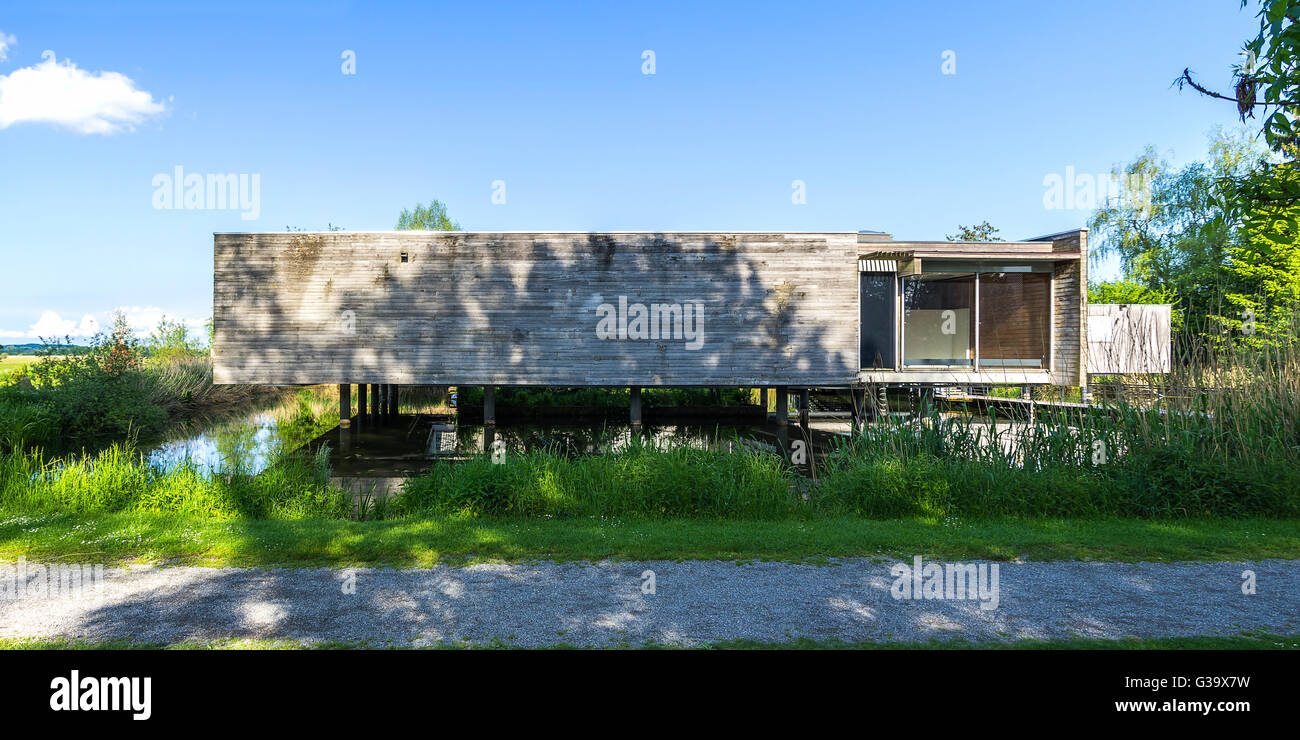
left=143, top=395, right=1071, bottom=479
left=313, top=416, right=853, bottom=478
left=147, top=412, right=284, bottom=475
left=143, top=392, right=331, bottom=475
left=143, top=398, right=863, bottom=478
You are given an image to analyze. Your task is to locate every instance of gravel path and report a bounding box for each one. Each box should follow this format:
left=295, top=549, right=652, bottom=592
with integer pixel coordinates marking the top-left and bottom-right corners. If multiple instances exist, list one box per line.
left=1, top=559, right=1296, bottom=647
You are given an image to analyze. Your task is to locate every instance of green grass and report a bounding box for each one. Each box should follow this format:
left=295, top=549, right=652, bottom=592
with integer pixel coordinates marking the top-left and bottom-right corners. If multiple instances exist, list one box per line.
left=0, top=356, right=34, bottom=376
left=2, top=633, right=1296, bottom=650
left=2, top=511, right=1298, bottom=567
left=0, top=442, right=349, bottom=519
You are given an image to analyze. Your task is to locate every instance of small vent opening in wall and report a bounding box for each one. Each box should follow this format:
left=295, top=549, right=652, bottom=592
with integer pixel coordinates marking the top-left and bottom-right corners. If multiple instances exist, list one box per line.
left=400, top=252, right=409, bottom=263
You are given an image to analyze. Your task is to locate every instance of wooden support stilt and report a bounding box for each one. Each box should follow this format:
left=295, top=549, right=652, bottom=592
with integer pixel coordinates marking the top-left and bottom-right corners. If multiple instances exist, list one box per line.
left=851, top=387, right=865, bottom=433
left=760, top=387, right=770, bottom=414
left=371, top=383, right=381, bottom=423
left=629, top=386, right=642, bottom=431
left=484, top=385, right=496, bottom=427
left=775, top=386, right=788, bottom=427
left=798, top=388, right=810, bottom=428
left=391, top=384, right=400, bottom=417
left=338, top=384, right=351, bottom=428
left=358, top=384, right=368, bottom=421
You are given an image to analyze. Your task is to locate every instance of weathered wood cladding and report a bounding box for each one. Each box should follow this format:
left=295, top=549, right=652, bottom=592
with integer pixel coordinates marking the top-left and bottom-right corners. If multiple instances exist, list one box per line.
left=213, top=232, right=860, bottom=386
left=1039, top=230, right=1087, bottom=386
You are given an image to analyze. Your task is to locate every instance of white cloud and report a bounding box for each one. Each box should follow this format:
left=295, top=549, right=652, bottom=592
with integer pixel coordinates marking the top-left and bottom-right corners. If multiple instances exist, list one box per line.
left=1, top=308, right=206, bottom=342
left=0, top=31, right=15, bottom=63
left=27, top=310, right=99, bottom=338
left=0, top=54, right=167, bottom=134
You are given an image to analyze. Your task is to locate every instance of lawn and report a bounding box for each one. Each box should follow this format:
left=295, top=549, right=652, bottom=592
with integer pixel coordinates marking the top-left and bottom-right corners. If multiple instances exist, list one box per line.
left=2, top=511, right=1298, bottom=567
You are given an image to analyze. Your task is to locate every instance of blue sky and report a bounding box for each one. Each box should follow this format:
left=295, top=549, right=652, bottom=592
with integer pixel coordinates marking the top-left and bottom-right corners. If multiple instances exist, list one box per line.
left=0, top=0, right=1257, bottom=342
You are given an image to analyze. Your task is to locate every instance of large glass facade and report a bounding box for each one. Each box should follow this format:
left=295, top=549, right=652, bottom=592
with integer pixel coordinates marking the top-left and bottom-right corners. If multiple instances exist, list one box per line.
left=901, top=273, right=975, bottom=366
left=867, top=267, right=1051, bottom=371
left=978, top=272, right=1051, bottom=367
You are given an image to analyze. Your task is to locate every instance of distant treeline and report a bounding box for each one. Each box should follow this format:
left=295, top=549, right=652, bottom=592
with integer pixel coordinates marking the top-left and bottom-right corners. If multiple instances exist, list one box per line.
left=0, top=343, right=92, bottom=356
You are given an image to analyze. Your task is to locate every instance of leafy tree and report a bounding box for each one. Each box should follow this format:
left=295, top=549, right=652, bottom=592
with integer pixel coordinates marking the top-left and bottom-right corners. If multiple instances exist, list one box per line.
left=147, top=315, right=201, bottom=362
left=946, top=221, right=1002, bottom=241
left=97, top=311, right=143, bottom=377
left=396, top=200, right=459, bottom=231
left=1089, top=280, right=1183, bottom=331
left=1175, top=1, right=1300, bottom=347
left=1088, top=129, right=1262, bottom=334
left=1213, top=157, right=1300, bottom=347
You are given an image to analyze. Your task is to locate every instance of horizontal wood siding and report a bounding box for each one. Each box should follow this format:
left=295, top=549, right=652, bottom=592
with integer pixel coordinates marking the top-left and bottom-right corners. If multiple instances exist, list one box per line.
left=1039, top=230, right=1087, bottom=385
left=213, top=232, right=860, bottom=385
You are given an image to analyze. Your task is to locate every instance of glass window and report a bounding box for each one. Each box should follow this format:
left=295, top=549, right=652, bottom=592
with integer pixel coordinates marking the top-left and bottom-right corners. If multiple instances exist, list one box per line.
left=978, top=272, right=1051, bottom=368
left=902, top=273, right=974, bottom=366
left=860, top=273, right=895, bottom=369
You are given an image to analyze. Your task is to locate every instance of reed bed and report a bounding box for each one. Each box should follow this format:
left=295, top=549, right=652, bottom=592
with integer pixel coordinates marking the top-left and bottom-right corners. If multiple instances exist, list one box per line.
left=0, top=335, right=1295, bottom=522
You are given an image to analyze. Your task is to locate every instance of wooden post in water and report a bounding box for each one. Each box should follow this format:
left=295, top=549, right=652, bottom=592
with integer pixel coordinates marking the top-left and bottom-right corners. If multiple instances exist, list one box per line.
left=390, top=384, right=400, bottom=417
left=760, top=387, right=770, bottom=415
left=629, top=386, right=642, bottom=432
left=371, top=384, right=381, bottom=424
left=484, top=385, right=496, bottom=428
left=357, top=383, right=368, bottom=422
left=798, top=389, right=810, bottom=428
left=775, top=387, right=788, bottom=428
left=338, top=384, right=351, bottom=428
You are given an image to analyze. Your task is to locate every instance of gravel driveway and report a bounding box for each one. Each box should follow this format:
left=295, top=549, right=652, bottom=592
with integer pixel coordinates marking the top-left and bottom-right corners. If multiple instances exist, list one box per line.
left=1, top=558, right=1296, bottom=647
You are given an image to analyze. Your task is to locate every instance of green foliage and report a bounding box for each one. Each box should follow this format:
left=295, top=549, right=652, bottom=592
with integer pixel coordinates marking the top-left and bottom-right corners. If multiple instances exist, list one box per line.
left=1088, top=130, right=1258, bottom=332
left=147, top=316, right=203, bottom=362
left=1088, top=280, right=1184, bottom=331
left=394, top=442, right=796, bottom=519
left=1169, top=2, right=1300, bottom=347
left=1088, top=280, right=1176, bottom=304
left=1212, top=158, right=1300, bottom=347
left=819, top=388, right=1300, bottom=519
left=0, top=442, right=349, bottom=519
left=4, top=313, right=165, bottom=447
left=0, top=401, right=54, bottom=454
left=395, top=200, right=459, bottom=231
left=0, top=318, right=260, bottom=452
left=945, top=221, right=1003, bottom=242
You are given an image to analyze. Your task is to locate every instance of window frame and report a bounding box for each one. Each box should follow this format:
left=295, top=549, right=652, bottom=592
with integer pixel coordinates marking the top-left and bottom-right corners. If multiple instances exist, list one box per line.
left=867, top=264, right=1055, bottom=373
left=899, top=271, right=977, bottom=370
